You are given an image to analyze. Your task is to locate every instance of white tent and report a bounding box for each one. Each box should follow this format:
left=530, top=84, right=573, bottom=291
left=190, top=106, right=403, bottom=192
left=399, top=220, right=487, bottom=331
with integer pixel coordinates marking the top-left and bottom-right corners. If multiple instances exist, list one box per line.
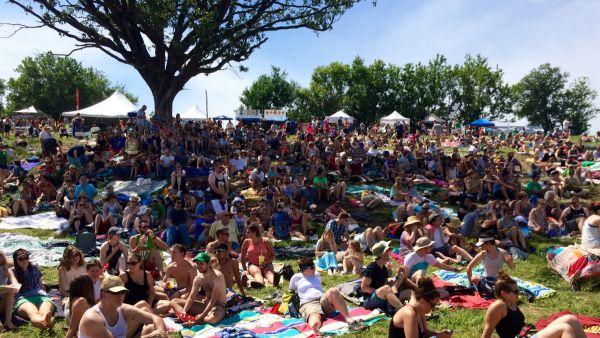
left=424, top=114, right=445, bottom=123
left=62, top=91, right=137, bottom=118
left=325, top=110, right=354, bottom=124
left=380, top=111, right=410, bottom=126
left=177, top=105, right=206, bottom=121
left=13, top=106, right=44, bottom=115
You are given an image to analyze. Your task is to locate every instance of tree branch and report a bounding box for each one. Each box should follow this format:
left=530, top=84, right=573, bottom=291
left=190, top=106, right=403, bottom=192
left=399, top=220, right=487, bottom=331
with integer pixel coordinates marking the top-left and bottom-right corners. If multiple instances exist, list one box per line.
left=0, top=22, right=45, bottom=38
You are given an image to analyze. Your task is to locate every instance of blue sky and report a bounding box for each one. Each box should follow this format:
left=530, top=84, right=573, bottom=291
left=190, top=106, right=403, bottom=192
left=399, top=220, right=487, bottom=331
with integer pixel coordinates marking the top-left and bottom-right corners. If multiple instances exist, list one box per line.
left=1, top=0, right=600, bottom=130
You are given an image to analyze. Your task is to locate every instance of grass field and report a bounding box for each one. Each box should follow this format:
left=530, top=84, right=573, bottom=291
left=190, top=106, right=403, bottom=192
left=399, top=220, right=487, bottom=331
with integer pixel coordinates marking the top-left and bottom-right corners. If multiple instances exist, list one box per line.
left=0, top=134, right=599, bottom=337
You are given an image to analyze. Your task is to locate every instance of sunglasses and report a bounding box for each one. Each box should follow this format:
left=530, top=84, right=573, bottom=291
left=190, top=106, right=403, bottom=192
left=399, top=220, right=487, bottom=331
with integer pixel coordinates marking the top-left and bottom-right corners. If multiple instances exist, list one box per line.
left=126, top=261, right=139, bottom=266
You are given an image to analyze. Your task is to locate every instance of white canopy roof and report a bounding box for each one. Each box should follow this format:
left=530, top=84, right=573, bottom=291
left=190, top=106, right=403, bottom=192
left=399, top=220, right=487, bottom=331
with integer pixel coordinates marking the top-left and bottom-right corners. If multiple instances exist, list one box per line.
left=62, top=91, right=137, bottom=118
left=14, top=106, right=43, bottom=115
left=425, top=114, right=445, bottom=123
left=380, top=111, right=410, bottom=125
left=177, top=105, right=206, bottom=121
left=325, top=110, right=354, bottom=123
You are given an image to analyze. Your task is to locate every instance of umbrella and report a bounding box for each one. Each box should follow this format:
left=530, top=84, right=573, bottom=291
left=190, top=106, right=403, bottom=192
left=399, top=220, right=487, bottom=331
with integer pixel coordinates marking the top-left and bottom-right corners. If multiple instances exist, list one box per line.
left=212, top=115, right=233, bottom=121
left=469, top=118, right=495, bottom=127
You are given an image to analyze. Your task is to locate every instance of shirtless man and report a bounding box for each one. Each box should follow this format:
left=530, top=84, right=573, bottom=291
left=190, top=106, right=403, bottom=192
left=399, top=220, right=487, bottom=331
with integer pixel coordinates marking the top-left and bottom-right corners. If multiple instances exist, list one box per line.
left=213, top=243, right=246, bottom=296
left=206, top=226, right=238, bottom=258
left=78, top=275, right=168, bottom=338
left=162, top=244, right=197, bottom=299
left=170, top=252, right=228, bottom=326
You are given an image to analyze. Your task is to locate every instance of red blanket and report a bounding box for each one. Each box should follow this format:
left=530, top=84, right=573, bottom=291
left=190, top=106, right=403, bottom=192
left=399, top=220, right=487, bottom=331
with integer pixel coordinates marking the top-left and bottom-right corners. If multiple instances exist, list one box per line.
left=535, top=311, right=600, bottom=337
left=431, top=275, right=494, bottom=309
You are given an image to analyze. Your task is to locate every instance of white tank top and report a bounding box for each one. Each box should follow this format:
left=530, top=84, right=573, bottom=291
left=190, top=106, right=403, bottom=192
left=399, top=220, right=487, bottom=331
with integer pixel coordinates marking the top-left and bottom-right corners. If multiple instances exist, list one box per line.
left=79, top=304, right=126, bottom=338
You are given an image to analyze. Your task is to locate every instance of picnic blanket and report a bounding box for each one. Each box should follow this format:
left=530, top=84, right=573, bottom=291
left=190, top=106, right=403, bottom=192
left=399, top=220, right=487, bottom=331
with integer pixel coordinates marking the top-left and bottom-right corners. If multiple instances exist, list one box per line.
left=108, top=179, right=168, bottom=199
left=431, top=275, right=494, bottom=309
left=547, top=246, right=600, bottom=289
left=535, top=311, right=600, bottom=337
left=0, top=233, right=70, bottom=267
left=433, top=266, right=556, bottom=299
left=346, top=185, right=390, bottom=195
left=0, top=211, right=69, bottom=230
left=274, top=246, right=315, bottom=259
left=174, top=308, right=386, bottom=338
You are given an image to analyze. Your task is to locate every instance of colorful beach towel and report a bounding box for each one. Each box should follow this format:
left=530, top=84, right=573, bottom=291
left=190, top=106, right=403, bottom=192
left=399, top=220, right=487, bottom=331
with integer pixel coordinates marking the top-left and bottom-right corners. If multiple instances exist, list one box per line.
left=547, top=246, right=600, bottom=289
left=346, top=185, right=390, bottom=195
left=433, top=266, right=556, bottom=299
left=535, top=311, right=600, bottom=337
left=431, top=275, right=494, bottom=309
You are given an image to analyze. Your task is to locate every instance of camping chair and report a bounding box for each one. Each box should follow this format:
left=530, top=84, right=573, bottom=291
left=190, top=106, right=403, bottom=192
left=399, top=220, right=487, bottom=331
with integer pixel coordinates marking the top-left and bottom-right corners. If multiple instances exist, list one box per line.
left=75, top=231, right=96, bottom=254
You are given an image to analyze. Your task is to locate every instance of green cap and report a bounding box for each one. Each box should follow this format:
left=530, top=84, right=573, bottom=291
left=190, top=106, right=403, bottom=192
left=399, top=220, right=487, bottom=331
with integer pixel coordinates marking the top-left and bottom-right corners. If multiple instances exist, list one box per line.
left=193, top=252, right=210, bottom=263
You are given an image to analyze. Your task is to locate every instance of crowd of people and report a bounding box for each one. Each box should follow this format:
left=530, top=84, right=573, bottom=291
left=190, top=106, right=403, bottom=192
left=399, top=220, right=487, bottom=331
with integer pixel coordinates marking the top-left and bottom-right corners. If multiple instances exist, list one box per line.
left=0, top=112, right=598, bottom=337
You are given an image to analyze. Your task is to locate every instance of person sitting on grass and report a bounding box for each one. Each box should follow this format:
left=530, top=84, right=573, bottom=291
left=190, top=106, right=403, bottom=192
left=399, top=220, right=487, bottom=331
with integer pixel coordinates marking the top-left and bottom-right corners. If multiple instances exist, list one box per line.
left=213, top=243, right=246, bottom=296
left=361, top=190, right=383, bottom=209
left=0, top=251, right=17, bottom=332
left=388, top=277, right=454, bottom=338
left=58, top=246, right=87, bottom=299
left=10, top=249, right=55, bottom=330
left=315, top=229, right=340, bottom=275
left=342, top=240, right=364, bottom=275
left=162, top=244, right=197, bottom=300
left=99, top=227, right=129, bottom=276
left=424, top=213, right=473, bottom=264
left=94, top=192, right=121, bottom=235
left=361, top=241, right=413, bottom=314
left=466, top=232, right=515, bottom=299
left=482, top=271, right=586, bottom=338
left=241, top=224, right=277, bottom=288
left=403, top=237, right=462, bottom=289
left=65, top=275, right=96, bottom=338
left=78, top=275, right=169, bottom=338
left=129, top=222, right=168, bottom=277
left=290, top=257, right=367, bottom=334
left=170, top=252, right=228, bottom=327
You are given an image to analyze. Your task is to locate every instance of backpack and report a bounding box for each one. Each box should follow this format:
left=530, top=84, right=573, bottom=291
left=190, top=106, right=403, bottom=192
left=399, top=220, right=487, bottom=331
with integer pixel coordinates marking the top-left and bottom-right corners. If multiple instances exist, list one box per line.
left=280, top=290, right=300, bottom=318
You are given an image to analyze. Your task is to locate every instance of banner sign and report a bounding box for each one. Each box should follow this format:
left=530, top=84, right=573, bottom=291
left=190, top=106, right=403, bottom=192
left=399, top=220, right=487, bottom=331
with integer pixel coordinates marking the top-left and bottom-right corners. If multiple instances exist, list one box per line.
left=236, top=109, right=262, bottom=119
left=263, top=109, right=287, bottom=121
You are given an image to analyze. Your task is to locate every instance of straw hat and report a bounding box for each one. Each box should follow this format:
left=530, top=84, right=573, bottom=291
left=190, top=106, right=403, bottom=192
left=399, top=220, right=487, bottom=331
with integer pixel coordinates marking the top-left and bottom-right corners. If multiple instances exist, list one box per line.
left=413, top=237, right=434, bottom=251
left=446, top=217, right=461, bottom=229
left=404, top=216, right=422, bottom=228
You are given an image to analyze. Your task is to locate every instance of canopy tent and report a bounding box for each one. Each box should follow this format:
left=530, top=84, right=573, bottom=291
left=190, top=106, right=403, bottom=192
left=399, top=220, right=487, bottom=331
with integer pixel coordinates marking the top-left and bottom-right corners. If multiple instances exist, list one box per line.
left=380, top=111, right=410, bottom=126
left=177, top=105, right=206, bottom=121
left=62, top=91, right=137, bottom=119
left=469, top=118, right=495, bottom=127
left=13, top=106, right=45, bottom=116
left=325, top=110, right=354, bottom=124
left=424, top=114, right=445, bottom=123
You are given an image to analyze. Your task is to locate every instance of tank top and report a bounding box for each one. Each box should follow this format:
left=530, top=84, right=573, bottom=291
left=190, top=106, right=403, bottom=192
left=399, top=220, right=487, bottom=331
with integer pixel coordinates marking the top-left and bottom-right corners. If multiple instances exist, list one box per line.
left=566, top=206, right=586, bottom=222
left=79, top=304, right=126, bottom=338
left=210, top=172, right=226, bottom=200
left=482, top=248, right=504, bottom=278
left=496, top=305, right=525, bottom=338
left=388, top=305, right=425, bottom=338
left=106, top=243, right=123, bottom=271
left=582, top=222, right=600, bottom=250
left=246, top=238, right=270, bottom=267
left=123, top=271, right=149, bottom=305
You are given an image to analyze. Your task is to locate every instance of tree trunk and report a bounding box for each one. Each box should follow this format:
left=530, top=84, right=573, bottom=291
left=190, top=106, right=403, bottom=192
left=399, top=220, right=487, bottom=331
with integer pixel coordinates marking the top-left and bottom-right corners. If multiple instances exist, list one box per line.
left=152, top=89, right=177, bottom=122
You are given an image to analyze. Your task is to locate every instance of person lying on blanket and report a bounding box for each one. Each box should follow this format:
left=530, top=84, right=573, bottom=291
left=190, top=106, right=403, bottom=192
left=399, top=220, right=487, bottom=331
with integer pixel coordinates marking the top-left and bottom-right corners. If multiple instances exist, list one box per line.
left=403, top=237, right=462, bottom=297
left=482, top=271, right=586, bottom=338
left=290, top=257, right=367, bottom=334
left=78, top=275, right=169, bottom=338
left=170, top=252, right=228, bottom=327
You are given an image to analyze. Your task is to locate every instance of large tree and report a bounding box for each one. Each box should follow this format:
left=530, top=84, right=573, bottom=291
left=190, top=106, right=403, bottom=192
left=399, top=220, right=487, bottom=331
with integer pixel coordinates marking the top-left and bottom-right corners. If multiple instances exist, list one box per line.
left=7, top=52, right=136, bottom=119
left=0, top=78, right=6, bottom=116
left=450, top=54, right=513, bottom=124
left=240, top=66, right=299, bottom=111
left=563, top=77, right=599, bottom=134
left=6, top=0, right=366, bottom=119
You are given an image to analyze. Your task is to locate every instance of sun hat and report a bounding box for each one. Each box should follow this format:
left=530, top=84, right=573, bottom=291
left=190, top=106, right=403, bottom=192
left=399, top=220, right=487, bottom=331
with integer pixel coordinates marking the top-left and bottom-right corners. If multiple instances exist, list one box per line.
left=413, top=237, right=434, bottom=251
left=404, top=216, right=422, bottom=228
left=371, top=241, right=392, bottom=258
left=446, top=217, right=461, bottom=229
left=428, top=213, right=441, bottom=223
left=101, top=275, right=129, bottom=293
left=129, top=193, right=140, bottom=202
left=193, top=252, right=211, bottom=263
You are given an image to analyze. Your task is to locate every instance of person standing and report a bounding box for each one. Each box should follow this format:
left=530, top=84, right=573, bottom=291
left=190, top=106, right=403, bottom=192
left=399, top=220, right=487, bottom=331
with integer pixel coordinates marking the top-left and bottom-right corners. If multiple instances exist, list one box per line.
left=208, top=164, right=229, bottom=214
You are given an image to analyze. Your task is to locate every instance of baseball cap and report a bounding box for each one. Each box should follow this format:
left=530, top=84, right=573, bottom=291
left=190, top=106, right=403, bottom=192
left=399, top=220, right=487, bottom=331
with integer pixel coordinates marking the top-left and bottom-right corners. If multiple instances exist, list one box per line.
left=101, top=275, right=129, bottom=293
left=193, top=252, right=211, bottom=263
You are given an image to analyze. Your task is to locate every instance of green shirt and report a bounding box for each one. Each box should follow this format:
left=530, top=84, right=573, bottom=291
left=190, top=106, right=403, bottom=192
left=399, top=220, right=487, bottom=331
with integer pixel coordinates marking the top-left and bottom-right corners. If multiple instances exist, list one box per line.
left=313, top=176, right=328, bottom=187
left=524, top=181, right=542, bottom=196
left=151, top=204, right=165, bottom=222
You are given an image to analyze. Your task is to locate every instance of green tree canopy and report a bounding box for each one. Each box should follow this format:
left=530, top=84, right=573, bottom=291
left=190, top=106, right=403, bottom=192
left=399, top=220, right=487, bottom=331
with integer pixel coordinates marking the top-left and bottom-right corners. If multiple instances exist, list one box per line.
left=6, top=52, right=136, bottom=119
left=240, top=66, right=299, bottom=111
left=7, top=0, right=367, bottom=119
left=0, top=78, right=6, bottom=116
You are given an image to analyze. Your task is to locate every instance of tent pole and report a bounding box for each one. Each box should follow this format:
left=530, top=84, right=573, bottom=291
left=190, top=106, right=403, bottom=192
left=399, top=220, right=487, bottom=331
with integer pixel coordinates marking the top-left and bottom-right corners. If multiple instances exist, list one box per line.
left=205, top=89, right=209, bottom=120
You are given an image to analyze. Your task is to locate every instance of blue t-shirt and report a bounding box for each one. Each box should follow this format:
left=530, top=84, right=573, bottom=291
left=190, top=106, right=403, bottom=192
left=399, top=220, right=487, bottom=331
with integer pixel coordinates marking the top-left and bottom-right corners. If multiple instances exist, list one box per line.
left=109, top=136, right=126, bottom=151
left=271, top=211, right=291, bottom=239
